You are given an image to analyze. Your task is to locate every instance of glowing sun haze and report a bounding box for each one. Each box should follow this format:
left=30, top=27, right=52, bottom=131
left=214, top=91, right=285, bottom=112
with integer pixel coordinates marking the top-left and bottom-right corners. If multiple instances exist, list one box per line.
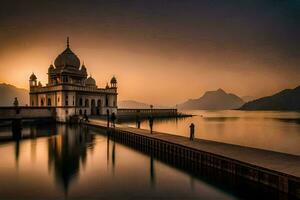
left=0, top=0, right=299, bottom=105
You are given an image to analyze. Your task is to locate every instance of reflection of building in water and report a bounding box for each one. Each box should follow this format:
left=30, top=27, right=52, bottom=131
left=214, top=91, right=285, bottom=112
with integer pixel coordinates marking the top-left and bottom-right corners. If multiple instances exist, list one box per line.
left=112, top=139, right=116, bottom=174
left=29, top=37, right=118, bottom=122
left=48, top=125, right=95, bottom=191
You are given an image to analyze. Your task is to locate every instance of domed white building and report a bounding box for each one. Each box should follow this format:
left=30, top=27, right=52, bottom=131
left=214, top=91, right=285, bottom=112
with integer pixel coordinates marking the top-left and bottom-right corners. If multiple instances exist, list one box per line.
left=29, top=38, right=118, bottom=122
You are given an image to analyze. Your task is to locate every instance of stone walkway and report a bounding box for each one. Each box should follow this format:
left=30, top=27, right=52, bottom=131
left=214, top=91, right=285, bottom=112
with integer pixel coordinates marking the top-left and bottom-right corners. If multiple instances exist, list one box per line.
left=86, top=118, right=300, bottom=179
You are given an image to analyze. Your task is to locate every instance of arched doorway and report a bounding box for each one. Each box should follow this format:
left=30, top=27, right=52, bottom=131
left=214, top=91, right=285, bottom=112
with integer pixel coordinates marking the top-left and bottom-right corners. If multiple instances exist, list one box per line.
left=47, top=98, right=51, bottom=106
left=85, top=99, right=89, bottom=107
left=97, top=99, right=101, bottom=115
left=91, top=99, right=96, bottom=115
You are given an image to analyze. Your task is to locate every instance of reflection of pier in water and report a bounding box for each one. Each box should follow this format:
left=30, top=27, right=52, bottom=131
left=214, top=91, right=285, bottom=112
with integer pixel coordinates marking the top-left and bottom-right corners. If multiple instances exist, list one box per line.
left=105, top=134, right=286, bottom=199
left=104, top=128, right=156, bottom=188
left=0, top=124, right=57, bottom=165
left=47, top=125, right=95, bottom=192
left=96, top=127, right=277, bottom=199
left=86, top=118, right=300, bottom=199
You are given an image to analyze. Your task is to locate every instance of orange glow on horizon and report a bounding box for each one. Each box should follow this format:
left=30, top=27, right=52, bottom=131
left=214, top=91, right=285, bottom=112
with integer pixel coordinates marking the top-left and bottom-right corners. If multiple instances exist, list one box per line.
left=0, top=37, right=299, bottom=105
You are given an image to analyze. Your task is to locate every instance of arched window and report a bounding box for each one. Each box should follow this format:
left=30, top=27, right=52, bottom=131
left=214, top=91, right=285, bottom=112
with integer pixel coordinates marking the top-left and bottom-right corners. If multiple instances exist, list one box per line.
left=85, top=99, right=89, bottom=107
left=79, top=109, right=82, bottom=115
left=91, top=99, right=95, bottom=107
left=79, top=98, right=83, bottom=106
left=65, top=95, right=68, bottom=106
left=41, top=99, right=44, bottom=106
left=105, top=96, right=108, bottom=107
left=62, top=75, right=68, bottom=83
left=97, top=99, right=101, bottom=107
left=47, top=98, right=51, bottom=106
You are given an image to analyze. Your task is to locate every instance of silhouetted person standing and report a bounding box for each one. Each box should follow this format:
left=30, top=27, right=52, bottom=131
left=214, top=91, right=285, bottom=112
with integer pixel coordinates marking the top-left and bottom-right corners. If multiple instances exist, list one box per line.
left=13, top=97, right=19, bottom=107
left=189, top=123, right=195, bottom=141
left=136, top=110, right=141, bottom=128
left=136, top=114, right=141, bottom=128
left=149, top=116, right=154, bottom=134
left=137, top=119, right=141, bottom=129
left=111, top=112, right=116, bottom=128
left=13, top=97, right=20, bottom=114
left=84, top=113, right=89, bottom=122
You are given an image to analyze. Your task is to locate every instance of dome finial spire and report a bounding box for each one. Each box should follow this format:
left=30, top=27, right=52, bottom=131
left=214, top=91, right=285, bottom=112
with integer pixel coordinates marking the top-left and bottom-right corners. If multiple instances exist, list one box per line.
left=67, top=36, right=70, bottom=48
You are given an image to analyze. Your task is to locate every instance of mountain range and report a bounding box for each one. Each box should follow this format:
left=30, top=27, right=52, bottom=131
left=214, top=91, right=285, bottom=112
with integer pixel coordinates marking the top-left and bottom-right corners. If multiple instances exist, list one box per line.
left=0, top=83, right=29, bottom=106
left=178, top=89, right=244, bottom=110
left=1, top=82, right=299, bottom=111
left=240, top=85, right=300, bottom=110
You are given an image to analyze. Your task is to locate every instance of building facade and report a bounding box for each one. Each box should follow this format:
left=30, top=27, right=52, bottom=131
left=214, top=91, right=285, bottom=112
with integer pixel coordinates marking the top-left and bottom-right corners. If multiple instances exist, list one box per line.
left=29, top=38, right=118, bottom=122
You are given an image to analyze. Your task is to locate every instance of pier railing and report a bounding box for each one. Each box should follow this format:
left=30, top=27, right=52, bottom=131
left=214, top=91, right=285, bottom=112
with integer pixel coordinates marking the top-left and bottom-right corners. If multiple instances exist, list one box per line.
left=117, top=108, right=178, bottom=118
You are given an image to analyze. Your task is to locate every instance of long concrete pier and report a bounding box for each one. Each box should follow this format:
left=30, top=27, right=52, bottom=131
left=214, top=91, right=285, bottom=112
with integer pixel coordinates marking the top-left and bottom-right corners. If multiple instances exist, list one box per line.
left=84, top=119, right=300, bottom=198
left=116, top=108, right=190, bottom=121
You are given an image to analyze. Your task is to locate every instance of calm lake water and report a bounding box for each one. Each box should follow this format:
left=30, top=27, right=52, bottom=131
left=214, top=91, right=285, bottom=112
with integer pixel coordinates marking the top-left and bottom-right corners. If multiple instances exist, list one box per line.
left=0, top=122, right=289, bottom=200
left=124, top=110, right=300, bottom=156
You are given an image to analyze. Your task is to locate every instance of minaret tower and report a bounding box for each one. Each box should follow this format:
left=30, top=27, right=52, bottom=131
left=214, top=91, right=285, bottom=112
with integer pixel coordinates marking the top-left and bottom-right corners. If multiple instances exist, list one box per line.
left=110, top=76, right=117, bottom=88
left=29, top=73, right=37, bottom=87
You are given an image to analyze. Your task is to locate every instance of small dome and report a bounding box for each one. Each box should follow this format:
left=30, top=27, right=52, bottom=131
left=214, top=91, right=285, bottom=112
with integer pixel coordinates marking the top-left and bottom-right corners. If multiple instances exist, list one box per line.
left=105, top=83, right=110, bottom=89
left=54, top=38, right=80, bottom=69
left=85, top=76, right=96, bottom=86
left=30, top=73, right=37, bottom=80
left=110, top=76, right=117, bottom=84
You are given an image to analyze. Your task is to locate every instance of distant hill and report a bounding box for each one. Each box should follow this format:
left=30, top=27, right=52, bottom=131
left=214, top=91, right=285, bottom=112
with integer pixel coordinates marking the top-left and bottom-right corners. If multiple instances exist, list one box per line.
left=240, top=85, right=300, bottom=110
left=118, top=100, right=167, bottom=109
left=178, top=89, right=244, bottom=110
left=118, top=100, right=151, bottom=109
left=242, top=96, right=256, bottom=103
left=0, top=83, right=29, bottom=106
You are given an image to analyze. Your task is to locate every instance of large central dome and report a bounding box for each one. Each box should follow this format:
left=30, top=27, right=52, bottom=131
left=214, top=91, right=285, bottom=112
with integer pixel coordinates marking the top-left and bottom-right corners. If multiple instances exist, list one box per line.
left=54, top=38, right=80, bottom=69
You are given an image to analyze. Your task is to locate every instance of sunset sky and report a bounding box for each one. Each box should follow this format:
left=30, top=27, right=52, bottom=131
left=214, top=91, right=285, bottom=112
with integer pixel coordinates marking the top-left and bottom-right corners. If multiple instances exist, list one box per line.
left=0, top=0, right=299, bottom=105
